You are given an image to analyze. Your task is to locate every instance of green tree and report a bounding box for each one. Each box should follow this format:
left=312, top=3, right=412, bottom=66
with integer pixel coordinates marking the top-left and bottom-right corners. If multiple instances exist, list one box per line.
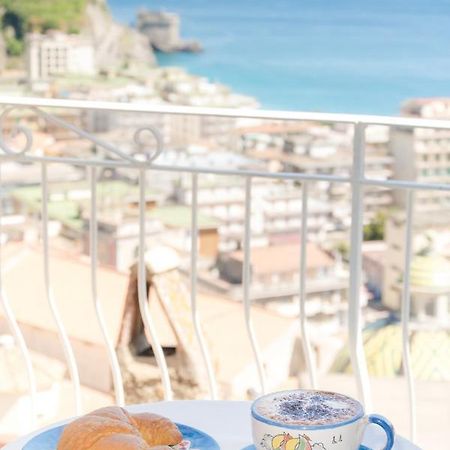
left=2, top=11, right=25, bottom=39
left=42, top=18, right=60, bottom=32
left=363, top=211, right=387, bottom=241
left=5, top=36, right=23, bottom=56
left=335, top=241, right=349, bottom=262
left=0, top=0, right=88, bottom=56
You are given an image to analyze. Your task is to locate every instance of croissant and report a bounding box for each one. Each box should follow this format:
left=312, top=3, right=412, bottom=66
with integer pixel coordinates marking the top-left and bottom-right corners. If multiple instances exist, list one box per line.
left=57, top=406, right=182, bottom=450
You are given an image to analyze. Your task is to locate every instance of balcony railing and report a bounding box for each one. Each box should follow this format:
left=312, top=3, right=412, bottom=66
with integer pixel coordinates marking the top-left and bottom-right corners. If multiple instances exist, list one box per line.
left=1, top=96, right=450, bottom=445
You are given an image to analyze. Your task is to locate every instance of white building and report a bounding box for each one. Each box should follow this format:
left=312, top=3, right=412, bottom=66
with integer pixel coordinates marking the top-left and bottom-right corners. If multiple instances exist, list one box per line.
left=26, top=32, right=96, bottom=83
left=240, top=123, right=393, bottom=230
left=154, top=68, right=258, bottom=148
left=383, top=212, right=450, bottom=326
left=390, top=98, right=450, bottom=213
left=175, top=172, right=333, bottom=251
left=383, top=98, right=450, bottom=325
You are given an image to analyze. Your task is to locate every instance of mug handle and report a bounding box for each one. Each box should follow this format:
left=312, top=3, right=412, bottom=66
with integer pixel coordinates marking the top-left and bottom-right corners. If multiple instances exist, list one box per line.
left=367, top=414, right=395, bottom=450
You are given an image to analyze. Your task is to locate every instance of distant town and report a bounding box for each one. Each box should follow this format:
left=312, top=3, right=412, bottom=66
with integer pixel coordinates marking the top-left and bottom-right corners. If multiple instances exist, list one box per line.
left=0, top=0, right=448, bottom=446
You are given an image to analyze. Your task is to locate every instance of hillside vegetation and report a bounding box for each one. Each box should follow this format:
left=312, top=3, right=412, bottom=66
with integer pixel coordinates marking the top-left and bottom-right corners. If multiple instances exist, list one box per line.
left=0, top=0, right=90, bottom=55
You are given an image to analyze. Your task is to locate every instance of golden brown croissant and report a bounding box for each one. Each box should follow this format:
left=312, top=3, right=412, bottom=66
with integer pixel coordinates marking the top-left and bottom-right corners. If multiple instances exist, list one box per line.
left=57, top=406, right=182, bottom=450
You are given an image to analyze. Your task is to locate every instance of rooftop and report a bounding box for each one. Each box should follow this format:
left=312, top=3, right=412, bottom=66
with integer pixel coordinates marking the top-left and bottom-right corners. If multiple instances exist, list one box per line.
left=0, top=242, right=294, bottom=385
left=149, top=205, right=220, bottom=230
left=230, top=243, right=335, bottom=275
left=11, top=180, right=164, bottom=230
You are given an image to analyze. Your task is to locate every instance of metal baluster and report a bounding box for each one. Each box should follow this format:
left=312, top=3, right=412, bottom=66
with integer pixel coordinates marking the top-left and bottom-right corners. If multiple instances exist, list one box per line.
left=137, top=168, right=172, bottom=400
left=243, top=176, right=266, bottom=394
left=190, top=173, right=218, bottom=399
left=348, top=123, right=372, bottom=410
left=402, top=190, right=416, bottom=441
left=0, top=162, right=37, bottom=428
left=41, top=162, right=82, bottom=414
left=298, top=182, right=318, bottom=388
left=89, top=167, right=125, bottom=406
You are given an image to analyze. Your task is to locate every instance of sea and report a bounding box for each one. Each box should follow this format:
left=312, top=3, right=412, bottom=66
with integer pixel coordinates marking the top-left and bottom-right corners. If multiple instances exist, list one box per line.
left=108, top=0, right=450, bottom=115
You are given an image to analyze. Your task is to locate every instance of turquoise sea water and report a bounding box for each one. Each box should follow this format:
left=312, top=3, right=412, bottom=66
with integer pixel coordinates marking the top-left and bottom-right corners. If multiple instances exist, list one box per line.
left=108, top=0, right=450, bottom=115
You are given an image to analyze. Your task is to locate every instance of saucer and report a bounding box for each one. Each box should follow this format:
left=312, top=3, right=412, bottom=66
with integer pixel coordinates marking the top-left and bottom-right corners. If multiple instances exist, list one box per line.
left=241, top=446, right=370, bottom=450
left=23, top=423, right=220, bottom=450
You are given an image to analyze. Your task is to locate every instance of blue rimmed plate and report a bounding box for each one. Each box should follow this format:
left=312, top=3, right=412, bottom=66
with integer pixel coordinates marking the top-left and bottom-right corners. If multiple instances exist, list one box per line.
left=23, top=423, right=220, bottom=450
left=241, top=446, right=370, bottom=450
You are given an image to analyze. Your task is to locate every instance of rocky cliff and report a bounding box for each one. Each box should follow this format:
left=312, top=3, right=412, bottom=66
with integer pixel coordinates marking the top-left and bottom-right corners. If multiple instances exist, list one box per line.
left=85, top=0, right=156, bottom=74
left=0, top=0, right=155, bottom=73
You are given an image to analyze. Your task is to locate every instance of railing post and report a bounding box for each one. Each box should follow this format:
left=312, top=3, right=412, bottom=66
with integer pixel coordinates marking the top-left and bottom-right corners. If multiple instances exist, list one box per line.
left=348, top=123, right=372, bottom=410
left=402, top=190, right=416, bottom=441
left=243, top=176, right=266, bottom=395
left=137, top=168, right=173, bottom=400
left=89, top=167, right=125, bottom=406
left=298, top=181, right=318, bottom=389
left=190, top=173, right=219, bottom=399
left=0, top=163, right=37, bottom=429
left=41, top=162, right=82, bottom=414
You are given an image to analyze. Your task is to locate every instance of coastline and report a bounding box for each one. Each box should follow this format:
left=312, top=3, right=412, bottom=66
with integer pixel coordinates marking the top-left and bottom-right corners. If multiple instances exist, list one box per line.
left=109, top=0, right=450, bottom=115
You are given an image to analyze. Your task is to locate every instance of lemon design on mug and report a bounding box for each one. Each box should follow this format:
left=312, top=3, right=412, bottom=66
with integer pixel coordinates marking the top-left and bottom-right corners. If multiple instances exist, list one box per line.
left=271, top=434, right=287, bottom=449
left=270, top=433, right=313, bottom=450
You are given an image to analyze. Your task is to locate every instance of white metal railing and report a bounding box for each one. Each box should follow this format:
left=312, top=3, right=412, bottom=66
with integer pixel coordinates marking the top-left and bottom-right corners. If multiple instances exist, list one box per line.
left=0, top=96, right=449, bottom=443
left=41, top=162, right=82, bottom=414
left=89, top=166, right=125, bottom=407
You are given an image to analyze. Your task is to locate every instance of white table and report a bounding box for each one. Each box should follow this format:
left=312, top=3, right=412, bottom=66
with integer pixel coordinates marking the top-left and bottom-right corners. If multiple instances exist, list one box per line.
left=4, top=401, right=421, bottom=450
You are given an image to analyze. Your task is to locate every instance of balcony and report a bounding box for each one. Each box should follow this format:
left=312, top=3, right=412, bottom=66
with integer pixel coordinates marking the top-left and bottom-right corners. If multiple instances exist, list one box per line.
left=0, top=97, right=449, bottom=449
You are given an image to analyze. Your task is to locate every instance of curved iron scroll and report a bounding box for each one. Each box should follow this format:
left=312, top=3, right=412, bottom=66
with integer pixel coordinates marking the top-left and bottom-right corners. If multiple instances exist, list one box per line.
left=0, top=106, right=164, bottom=164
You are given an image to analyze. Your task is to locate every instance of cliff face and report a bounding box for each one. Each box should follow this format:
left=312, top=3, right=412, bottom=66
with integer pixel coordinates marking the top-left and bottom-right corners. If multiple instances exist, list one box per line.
left=0, top=0, right=155, bottom=72
left=85, top=0, right=156, bottom=74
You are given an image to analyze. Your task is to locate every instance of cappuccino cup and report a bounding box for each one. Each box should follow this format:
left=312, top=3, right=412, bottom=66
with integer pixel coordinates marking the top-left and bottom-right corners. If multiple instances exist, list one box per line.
left=252, top=389, right=394, bottom=450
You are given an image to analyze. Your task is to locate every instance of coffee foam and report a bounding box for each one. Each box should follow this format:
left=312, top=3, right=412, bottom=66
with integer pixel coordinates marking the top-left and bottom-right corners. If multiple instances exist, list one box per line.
left=255, top=390, right=362, bottom=426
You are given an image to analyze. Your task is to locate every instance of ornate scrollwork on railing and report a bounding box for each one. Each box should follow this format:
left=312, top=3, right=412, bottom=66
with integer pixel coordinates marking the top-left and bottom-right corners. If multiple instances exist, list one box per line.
left=0, top=107, right=34, bottom=155
left=0, top=105, right=164, bottom=165
left=133, top=125, right=164, bottom=163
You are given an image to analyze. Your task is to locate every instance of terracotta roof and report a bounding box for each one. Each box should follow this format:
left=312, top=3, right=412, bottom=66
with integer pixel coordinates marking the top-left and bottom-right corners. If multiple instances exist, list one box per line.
left=196, top=290, right=295, bottom=382
left=0, top=243, right=129, bottom=347
left=0, top=243, right=295, bottom=385
left=230, top=243, right=334, bottom=275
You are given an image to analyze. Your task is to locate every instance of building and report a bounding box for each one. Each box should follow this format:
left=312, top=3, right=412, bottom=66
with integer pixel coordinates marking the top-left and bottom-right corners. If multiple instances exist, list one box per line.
left=0, top=241, right=298, bottom=401
left=154, top=68, right=258, bottom=147
left=84, top=205, right=220, bottom=272
left=148, top=205, right=220, bottom=259
left=175, top=173, right=333, bottom=251
left=26, top=32, right=96, bottom=83
left=239, top=123, right=393, bottom=231
left=217, top=242, right=348, bottom=316
left=10, top=180, right=164, bottom=241
left=83, top=103, right=172, bottom=150
left=383, top=211, right=450, bottom=325
left=390, top=98, right=450, bottom=214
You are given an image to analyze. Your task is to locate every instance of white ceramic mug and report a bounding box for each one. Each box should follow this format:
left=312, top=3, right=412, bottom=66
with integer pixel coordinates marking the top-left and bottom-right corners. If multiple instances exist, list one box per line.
left=251, top=390, right=394, bottom=450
